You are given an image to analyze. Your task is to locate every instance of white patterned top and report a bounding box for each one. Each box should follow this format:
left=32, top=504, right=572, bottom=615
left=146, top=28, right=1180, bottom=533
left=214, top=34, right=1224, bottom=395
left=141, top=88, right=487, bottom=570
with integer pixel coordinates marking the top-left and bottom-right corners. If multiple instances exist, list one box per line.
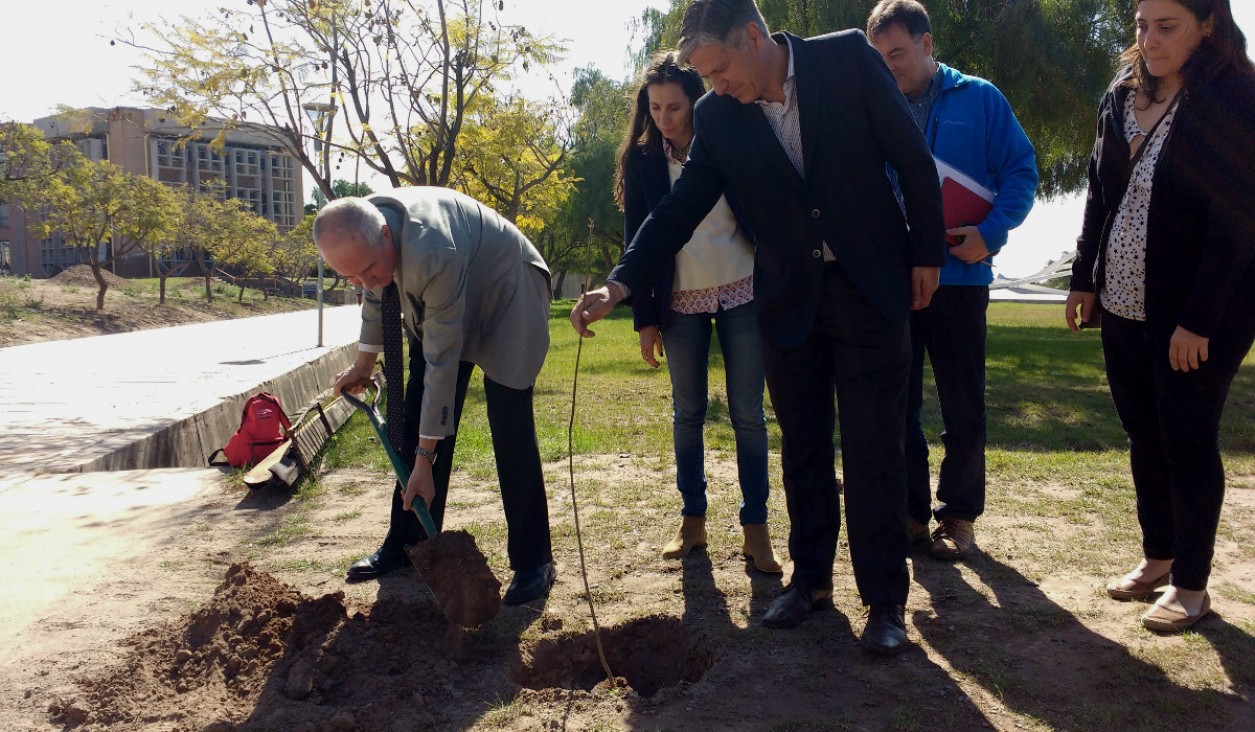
left=1101, top=92, right=1180, bottom=321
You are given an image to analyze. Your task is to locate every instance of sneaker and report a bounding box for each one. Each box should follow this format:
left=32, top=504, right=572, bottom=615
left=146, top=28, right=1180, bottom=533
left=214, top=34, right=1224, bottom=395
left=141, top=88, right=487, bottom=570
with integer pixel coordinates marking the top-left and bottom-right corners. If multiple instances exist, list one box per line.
left=930, top=518, right=975, bottom=560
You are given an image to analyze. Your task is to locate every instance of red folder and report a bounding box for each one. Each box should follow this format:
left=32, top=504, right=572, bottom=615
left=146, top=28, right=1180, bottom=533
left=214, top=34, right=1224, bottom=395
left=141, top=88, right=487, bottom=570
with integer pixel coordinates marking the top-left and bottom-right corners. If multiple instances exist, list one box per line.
left=935, top=158, right=994, bottom=246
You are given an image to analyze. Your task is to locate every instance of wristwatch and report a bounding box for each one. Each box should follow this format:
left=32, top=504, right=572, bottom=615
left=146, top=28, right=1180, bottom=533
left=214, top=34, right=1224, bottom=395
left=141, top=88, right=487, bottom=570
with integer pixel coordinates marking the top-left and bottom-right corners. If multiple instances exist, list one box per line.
left=414, top=445, right=438, bottom=466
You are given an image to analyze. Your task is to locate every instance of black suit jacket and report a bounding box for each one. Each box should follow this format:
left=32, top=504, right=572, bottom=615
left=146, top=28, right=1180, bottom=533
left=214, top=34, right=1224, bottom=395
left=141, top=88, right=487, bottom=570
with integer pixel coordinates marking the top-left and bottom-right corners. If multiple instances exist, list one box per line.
left=609, top=30, right=946, bottom=350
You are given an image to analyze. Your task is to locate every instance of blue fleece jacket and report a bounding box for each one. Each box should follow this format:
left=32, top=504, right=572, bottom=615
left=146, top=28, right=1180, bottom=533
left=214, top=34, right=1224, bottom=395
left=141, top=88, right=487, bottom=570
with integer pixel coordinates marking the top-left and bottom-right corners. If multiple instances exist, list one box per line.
left=925, top=64, right=1038, bottom=286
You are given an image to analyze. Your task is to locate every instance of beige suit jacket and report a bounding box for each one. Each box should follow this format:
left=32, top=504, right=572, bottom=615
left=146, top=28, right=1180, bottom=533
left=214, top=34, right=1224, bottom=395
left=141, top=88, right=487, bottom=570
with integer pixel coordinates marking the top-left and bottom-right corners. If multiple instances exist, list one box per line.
left=358, top=187, right=551, bottom=438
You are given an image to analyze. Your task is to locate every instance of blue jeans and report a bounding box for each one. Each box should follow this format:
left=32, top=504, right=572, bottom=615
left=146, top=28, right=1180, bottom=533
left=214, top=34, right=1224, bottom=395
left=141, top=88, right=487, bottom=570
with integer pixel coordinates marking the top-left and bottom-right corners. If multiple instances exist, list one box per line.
left=660, top=301, right=770, bottom=525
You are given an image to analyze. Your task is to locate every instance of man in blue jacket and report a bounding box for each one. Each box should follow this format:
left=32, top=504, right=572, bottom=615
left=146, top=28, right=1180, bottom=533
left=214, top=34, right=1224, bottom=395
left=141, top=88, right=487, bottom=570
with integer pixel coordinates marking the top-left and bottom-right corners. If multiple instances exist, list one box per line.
left=868, top=0, right=1037, bottom=560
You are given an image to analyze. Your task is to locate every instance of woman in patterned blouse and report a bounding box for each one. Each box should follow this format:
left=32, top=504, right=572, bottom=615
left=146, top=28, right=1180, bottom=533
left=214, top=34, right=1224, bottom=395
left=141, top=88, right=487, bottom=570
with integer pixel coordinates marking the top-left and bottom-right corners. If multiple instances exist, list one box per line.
left=614, top=53, right=782, bottom=573
left=1066, top=0, right=1255, bottom=632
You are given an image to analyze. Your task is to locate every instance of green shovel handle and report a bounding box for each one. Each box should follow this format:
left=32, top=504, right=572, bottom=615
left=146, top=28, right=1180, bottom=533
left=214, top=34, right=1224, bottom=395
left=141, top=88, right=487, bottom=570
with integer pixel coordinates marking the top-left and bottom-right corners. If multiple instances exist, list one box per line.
left=341, top=389, right=439, bottom=538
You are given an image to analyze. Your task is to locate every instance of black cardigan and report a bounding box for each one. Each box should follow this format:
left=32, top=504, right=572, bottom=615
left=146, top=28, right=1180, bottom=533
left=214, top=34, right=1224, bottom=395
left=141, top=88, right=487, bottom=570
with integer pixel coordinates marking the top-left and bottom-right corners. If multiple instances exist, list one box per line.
left=1071, top=66, right=1255, bottom=338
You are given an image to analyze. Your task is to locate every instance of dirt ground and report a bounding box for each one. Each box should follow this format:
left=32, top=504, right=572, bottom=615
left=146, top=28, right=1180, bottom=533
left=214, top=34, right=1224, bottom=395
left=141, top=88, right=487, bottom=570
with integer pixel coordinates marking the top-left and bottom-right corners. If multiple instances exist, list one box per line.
left=0, top=267, right=314, bottom=347
left=1, top=455, right=1253, bottom=732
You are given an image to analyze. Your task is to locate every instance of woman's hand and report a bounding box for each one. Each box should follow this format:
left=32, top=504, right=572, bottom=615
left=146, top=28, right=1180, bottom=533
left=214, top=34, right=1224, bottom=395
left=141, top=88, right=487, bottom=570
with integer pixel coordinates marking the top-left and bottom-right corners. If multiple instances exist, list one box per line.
left=1065, top=291, right=1096, bottom=333
left=1169, top=326, right=1209, bottom=372
left=639, top=326, right=664, bottom=368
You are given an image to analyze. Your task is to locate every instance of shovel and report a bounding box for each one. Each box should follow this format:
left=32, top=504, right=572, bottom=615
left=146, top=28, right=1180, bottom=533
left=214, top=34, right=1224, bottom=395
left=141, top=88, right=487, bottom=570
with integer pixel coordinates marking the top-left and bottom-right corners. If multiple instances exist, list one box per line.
left=340, top=388, right=438, bottom=538
left=340, top=387, right=502, bottom=628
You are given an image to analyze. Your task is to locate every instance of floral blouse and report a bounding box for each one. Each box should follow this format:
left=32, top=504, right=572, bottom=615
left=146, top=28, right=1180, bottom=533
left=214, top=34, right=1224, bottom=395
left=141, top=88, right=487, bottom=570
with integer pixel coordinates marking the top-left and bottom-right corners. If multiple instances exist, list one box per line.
left=1101, top=92, right=1181, bottom=321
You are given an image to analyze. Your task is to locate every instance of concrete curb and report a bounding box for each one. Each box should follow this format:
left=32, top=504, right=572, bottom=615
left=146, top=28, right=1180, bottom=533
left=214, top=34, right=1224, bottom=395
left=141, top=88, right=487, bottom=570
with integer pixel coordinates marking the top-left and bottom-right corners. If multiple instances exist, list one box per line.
left=72, top=344, right=357, bottom=473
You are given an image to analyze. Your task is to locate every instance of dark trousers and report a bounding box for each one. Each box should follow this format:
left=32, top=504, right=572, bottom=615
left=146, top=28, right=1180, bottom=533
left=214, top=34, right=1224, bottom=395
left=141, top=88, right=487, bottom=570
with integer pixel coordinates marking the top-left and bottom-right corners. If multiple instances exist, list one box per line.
left=906, top=285, right=989, bottom=524
left=1101, top=311, right=1255, bottom=591
left=761, top=264, right=912, bottom=606
left=382, top=344, right=553, bottom=571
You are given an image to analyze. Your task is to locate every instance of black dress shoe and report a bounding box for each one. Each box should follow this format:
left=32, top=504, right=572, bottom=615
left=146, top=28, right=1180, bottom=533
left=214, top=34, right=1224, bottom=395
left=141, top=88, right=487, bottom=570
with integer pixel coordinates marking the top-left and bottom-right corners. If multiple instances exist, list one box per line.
left=503, top=562, right=556, bottom=605
left=345, top=545, right=411, bottom=581
left=861, top=604, right=910, bottom=656
left=762, top=581, right=833, bottom=629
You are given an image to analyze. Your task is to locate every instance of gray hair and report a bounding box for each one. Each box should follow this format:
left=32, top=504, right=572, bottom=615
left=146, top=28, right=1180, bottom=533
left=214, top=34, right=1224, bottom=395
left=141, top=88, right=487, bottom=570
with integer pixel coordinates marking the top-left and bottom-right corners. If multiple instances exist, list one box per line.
left=312, top=197, right=386, bottom=249
left=676, top=0, right=771, bottom=64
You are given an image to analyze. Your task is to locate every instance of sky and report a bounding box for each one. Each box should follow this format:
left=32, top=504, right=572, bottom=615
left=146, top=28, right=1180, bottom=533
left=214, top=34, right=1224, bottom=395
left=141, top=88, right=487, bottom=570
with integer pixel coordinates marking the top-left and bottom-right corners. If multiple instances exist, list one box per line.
left=1, top=0, right=1252, bottom=278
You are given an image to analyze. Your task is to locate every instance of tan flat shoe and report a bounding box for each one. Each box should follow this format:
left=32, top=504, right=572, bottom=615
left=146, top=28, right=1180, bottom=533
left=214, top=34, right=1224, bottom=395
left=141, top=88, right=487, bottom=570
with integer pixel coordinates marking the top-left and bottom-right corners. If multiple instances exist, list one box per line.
left=1106, top=571, right=1170, bottom=600
left=1142, top=591, right=1211, bottom=632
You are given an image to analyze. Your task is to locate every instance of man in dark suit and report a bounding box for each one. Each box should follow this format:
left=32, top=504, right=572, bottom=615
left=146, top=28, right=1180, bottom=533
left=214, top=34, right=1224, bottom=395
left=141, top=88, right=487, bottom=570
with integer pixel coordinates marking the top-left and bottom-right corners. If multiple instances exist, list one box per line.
left=571, top=0, right=945, bottom=654
left=317, top=188, right=556, bottom=606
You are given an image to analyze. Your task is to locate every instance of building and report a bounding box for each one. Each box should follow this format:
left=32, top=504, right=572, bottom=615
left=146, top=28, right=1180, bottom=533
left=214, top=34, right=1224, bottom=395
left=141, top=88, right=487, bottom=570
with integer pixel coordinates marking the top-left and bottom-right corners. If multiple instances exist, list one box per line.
left=4, top=107, right=304, bottom=279
left=0, top=202, right=23, bottom=275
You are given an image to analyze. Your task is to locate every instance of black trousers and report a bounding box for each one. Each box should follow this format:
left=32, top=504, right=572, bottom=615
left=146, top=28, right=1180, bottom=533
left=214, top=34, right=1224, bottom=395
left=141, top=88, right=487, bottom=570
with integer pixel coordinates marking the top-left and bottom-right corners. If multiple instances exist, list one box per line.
left=761, top=264, right=912, bottom=606
left=1101, top=311, right=1255, bottom=591
left=381, top=343, right=552, bottom=571
left=906, top=285, right=989, bottom=524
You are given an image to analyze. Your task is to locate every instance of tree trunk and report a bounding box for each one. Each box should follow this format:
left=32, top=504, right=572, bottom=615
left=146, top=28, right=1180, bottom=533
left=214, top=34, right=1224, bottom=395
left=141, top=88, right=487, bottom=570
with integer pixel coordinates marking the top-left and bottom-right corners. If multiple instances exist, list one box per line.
left=158, top=273, right=168, bottom=305
left=553, top=270, right=567, bottom=300
left=204, top=272, right=213, bottom=303
left=237, top=284, right=246, bottom=304
left=89, top=259, right=109, bottom=311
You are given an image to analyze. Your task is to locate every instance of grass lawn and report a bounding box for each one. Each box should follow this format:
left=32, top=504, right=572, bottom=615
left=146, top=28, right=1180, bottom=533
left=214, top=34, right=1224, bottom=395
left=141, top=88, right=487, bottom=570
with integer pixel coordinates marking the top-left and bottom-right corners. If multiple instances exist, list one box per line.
left=327, top=300, right=1255, bottom=488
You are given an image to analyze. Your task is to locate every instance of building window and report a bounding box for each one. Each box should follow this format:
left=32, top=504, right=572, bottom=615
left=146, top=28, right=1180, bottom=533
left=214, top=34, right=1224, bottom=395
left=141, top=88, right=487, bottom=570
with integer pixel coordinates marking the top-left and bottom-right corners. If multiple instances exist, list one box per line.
left=0, top=204, right=9, bottom=228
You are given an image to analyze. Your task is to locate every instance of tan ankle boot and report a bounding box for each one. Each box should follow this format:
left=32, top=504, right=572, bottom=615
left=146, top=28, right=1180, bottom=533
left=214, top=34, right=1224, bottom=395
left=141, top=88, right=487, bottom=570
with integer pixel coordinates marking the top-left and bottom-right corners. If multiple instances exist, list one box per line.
left=661, top=516, right=707, bottom=559
left=741, top=523, right=783, bottom=573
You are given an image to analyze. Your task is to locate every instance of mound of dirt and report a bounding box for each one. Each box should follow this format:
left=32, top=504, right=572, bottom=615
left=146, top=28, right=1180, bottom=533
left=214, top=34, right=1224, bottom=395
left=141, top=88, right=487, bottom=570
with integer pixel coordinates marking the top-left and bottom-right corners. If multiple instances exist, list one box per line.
left=47, top=563, right=502, bottom=732
left=48, top=264, right=130, bottom=288
left=45, top=563, right=708, bottom=730
left=408, top=529, right=502, bottom=628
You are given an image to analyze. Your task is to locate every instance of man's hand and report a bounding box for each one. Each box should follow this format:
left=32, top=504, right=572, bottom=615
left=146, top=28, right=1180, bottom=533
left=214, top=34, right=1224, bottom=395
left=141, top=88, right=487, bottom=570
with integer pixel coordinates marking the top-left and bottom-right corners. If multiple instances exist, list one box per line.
left=1064, top=291, right=1096, bottom=333
left=910, top=266, right=941, bottom=311
left=402, top=456, right=436, bottom=512
left=569, top=285, right=622, bottom=337
left=947, top=226, right=991, bottom=265
left=333, top=351, right=379, bottom=396
left=1169, top=325, right=1209, bottom=372
left=638, top=326, right=664, bottom=368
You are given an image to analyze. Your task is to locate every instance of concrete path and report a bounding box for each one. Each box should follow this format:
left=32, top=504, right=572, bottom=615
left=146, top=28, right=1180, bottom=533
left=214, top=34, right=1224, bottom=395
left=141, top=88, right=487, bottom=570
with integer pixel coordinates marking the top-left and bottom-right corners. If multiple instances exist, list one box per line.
left=0, top=306, right=363, bottom=485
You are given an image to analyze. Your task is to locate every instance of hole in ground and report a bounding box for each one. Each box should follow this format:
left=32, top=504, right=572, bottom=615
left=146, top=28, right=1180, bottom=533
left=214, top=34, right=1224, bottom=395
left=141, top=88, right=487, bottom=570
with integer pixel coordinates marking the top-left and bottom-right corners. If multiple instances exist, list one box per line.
left=512, top=615, right=714, bottom=697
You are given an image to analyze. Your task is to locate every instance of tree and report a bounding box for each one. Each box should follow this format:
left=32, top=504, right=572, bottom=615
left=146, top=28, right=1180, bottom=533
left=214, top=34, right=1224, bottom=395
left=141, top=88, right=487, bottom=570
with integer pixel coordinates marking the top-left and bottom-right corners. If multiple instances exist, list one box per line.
left=633, top=0, right=1126, bottom=198
left=310, top=179, right=374, bottom=210
left=147, top=179, right=246, bottom=304
left=452, top=95, right=574, bottom=236
left=177, top=182, right=234, bottom=304
left=0, top=123, right=81, bottom=206
left=145, top=185, right=197, bottom=305
left=272, top=214, right=320, bottom=298
left=211, top=198, right=279, bottom=304
left=544, top=67, right=630, bottom=291
left=122, top=0, right=561, bottom=198
left=29, top=152, right=176, bottom=311
left=118, top=175, right=181, bottom=299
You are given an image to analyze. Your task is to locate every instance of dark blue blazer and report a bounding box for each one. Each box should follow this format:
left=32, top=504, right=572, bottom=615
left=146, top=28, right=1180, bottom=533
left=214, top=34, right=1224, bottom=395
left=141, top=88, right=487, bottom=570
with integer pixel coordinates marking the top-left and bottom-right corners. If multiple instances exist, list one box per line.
left=609, top=30, right=946, bottom=351
left=623, top=147, right=754, bottom=333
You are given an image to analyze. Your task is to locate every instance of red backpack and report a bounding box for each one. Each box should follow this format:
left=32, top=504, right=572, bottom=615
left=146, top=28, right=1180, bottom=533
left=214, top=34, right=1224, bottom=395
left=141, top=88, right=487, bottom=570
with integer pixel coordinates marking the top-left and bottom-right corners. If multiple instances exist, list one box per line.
left=209, top=392, right=291, bottom=468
